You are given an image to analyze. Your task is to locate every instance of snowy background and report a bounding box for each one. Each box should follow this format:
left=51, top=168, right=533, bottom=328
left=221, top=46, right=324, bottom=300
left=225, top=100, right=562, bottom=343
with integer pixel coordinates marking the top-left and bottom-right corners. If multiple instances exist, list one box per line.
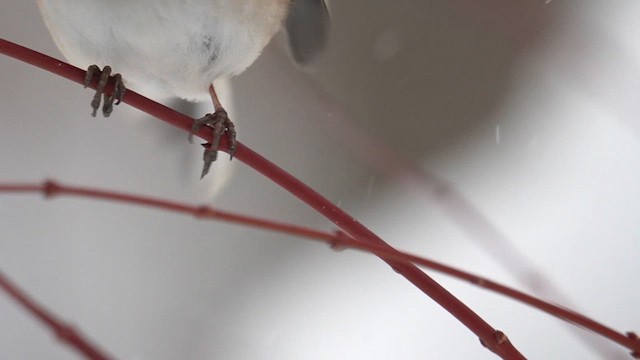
left=1, top=1, right=639, bottom=359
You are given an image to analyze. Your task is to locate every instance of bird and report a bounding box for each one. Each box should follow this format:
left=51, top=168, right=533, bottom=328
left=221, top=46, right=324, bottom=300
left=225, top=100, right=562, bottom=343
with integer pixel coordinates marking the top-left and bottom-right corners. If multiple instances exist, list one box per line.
left=36, top=0, right=330, bottom=178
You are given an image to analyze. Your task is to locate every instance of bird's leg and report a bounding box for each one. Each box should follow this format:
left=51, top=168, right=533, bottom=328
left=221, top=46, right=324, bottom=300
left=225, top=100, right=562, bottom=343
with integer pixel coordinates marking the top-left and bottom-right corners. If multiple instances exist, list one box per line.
left=190, top=83, right=237, bottom=178
left=83, top=65, right=126, bottom=117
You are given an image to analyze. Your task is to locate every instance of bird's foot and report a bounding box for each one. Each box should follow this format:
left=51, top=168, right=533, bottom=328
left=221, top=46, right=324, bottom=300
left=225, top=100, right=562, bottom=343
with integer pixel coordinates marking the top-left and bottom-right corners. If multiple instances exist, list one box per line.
left=83, top=65, right=126, bottom=117
left=190, top=109, right=237, bottom=178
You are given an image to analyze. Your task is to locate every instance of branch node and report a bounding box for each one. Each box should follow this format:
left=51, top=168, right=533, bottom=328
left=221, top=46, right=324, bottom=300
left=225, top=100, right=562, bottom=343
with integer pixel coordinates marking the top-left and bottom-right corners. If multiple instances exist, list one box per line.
left=330, top=230, right=349, bottom=251
left=479, top=330, right=509, bottom=353
left=472, top=277, right=487, bottom=287
left=195, top=205, right=211, bottom=218
left=43, top=180, right=60, bottom=199
left=55, top=324, right=77, bottom=343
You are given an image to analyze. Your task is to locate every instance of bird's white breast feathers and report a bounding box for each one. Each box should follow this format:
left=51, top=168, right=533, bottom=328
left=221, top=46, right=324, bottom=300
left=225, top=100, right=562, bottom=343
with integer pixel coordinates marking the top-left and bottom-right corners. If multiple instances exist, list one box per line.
left=37, top=0, right=289, bottom=101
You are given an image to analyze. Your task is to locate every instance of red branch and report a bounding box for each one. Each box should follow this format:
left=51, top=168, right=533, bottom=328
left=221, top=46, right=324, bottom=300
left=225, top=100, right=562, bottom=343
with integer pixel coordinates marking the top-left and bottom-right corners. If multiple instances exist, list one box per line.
left=1, top=37, right=526, bottom=359
left=2, top=180, right=639, bottom=357
left=0, top=271, right=113, bottom=360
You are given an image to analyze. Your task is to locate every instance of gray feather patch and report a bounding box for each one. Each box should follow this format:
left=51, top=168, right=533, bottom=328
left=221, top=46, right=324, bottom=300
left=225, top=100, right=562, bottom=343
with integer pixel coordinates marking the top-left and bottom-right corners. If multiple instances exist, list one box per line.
left=285, top=0, right=330, bottom=65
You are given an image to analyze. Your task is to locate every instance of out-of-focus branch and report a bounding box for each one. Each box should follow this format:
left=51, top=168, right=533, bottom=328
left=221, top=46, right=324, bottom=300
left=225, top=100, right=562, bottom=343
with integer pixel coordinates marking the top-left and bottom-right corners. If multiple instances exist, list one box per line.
left=0, top=270, right=114, bottom=360
left=2, top=179, right=639, bottom=357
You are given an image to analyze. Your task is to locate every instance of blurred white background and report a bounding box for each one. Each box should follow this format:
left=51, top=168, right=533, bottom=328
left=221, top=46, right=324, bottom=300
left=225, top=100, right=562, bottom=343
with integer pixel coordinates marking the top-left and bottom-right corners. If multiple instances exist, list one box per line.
left=1, top=1, right=639, bottom=359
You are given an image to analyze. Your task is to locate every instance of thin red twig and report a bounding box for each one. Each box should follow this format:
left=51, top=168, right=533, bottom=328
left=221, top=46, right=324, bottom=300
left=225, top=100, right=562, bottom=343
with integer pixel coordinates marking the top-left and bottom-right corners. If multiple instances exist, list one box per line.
left=0, top=270, right=113, bottom=360
left=0, top=37, right=528, bottom=359
left=2, top=180, right=639, bottom=357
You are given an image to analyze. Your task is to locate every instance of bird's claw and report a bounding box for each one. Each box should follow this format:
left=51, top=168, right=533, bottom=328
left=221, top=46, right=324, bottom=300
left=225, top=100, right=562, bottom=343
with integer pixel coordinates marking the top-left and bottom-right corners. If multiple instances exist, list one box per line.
left=191, top=110, right=237, bottom=178
left=84, top=65, right=125, bottom=117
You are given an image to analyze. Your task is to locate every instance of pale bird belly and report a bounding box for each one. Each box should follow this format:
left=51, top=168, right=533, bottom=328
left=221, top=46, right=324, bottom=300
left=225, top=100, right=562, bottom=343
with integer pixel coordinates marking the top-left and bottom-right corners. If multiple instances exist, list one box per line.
left=37, top=0, right=288, bottom=101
